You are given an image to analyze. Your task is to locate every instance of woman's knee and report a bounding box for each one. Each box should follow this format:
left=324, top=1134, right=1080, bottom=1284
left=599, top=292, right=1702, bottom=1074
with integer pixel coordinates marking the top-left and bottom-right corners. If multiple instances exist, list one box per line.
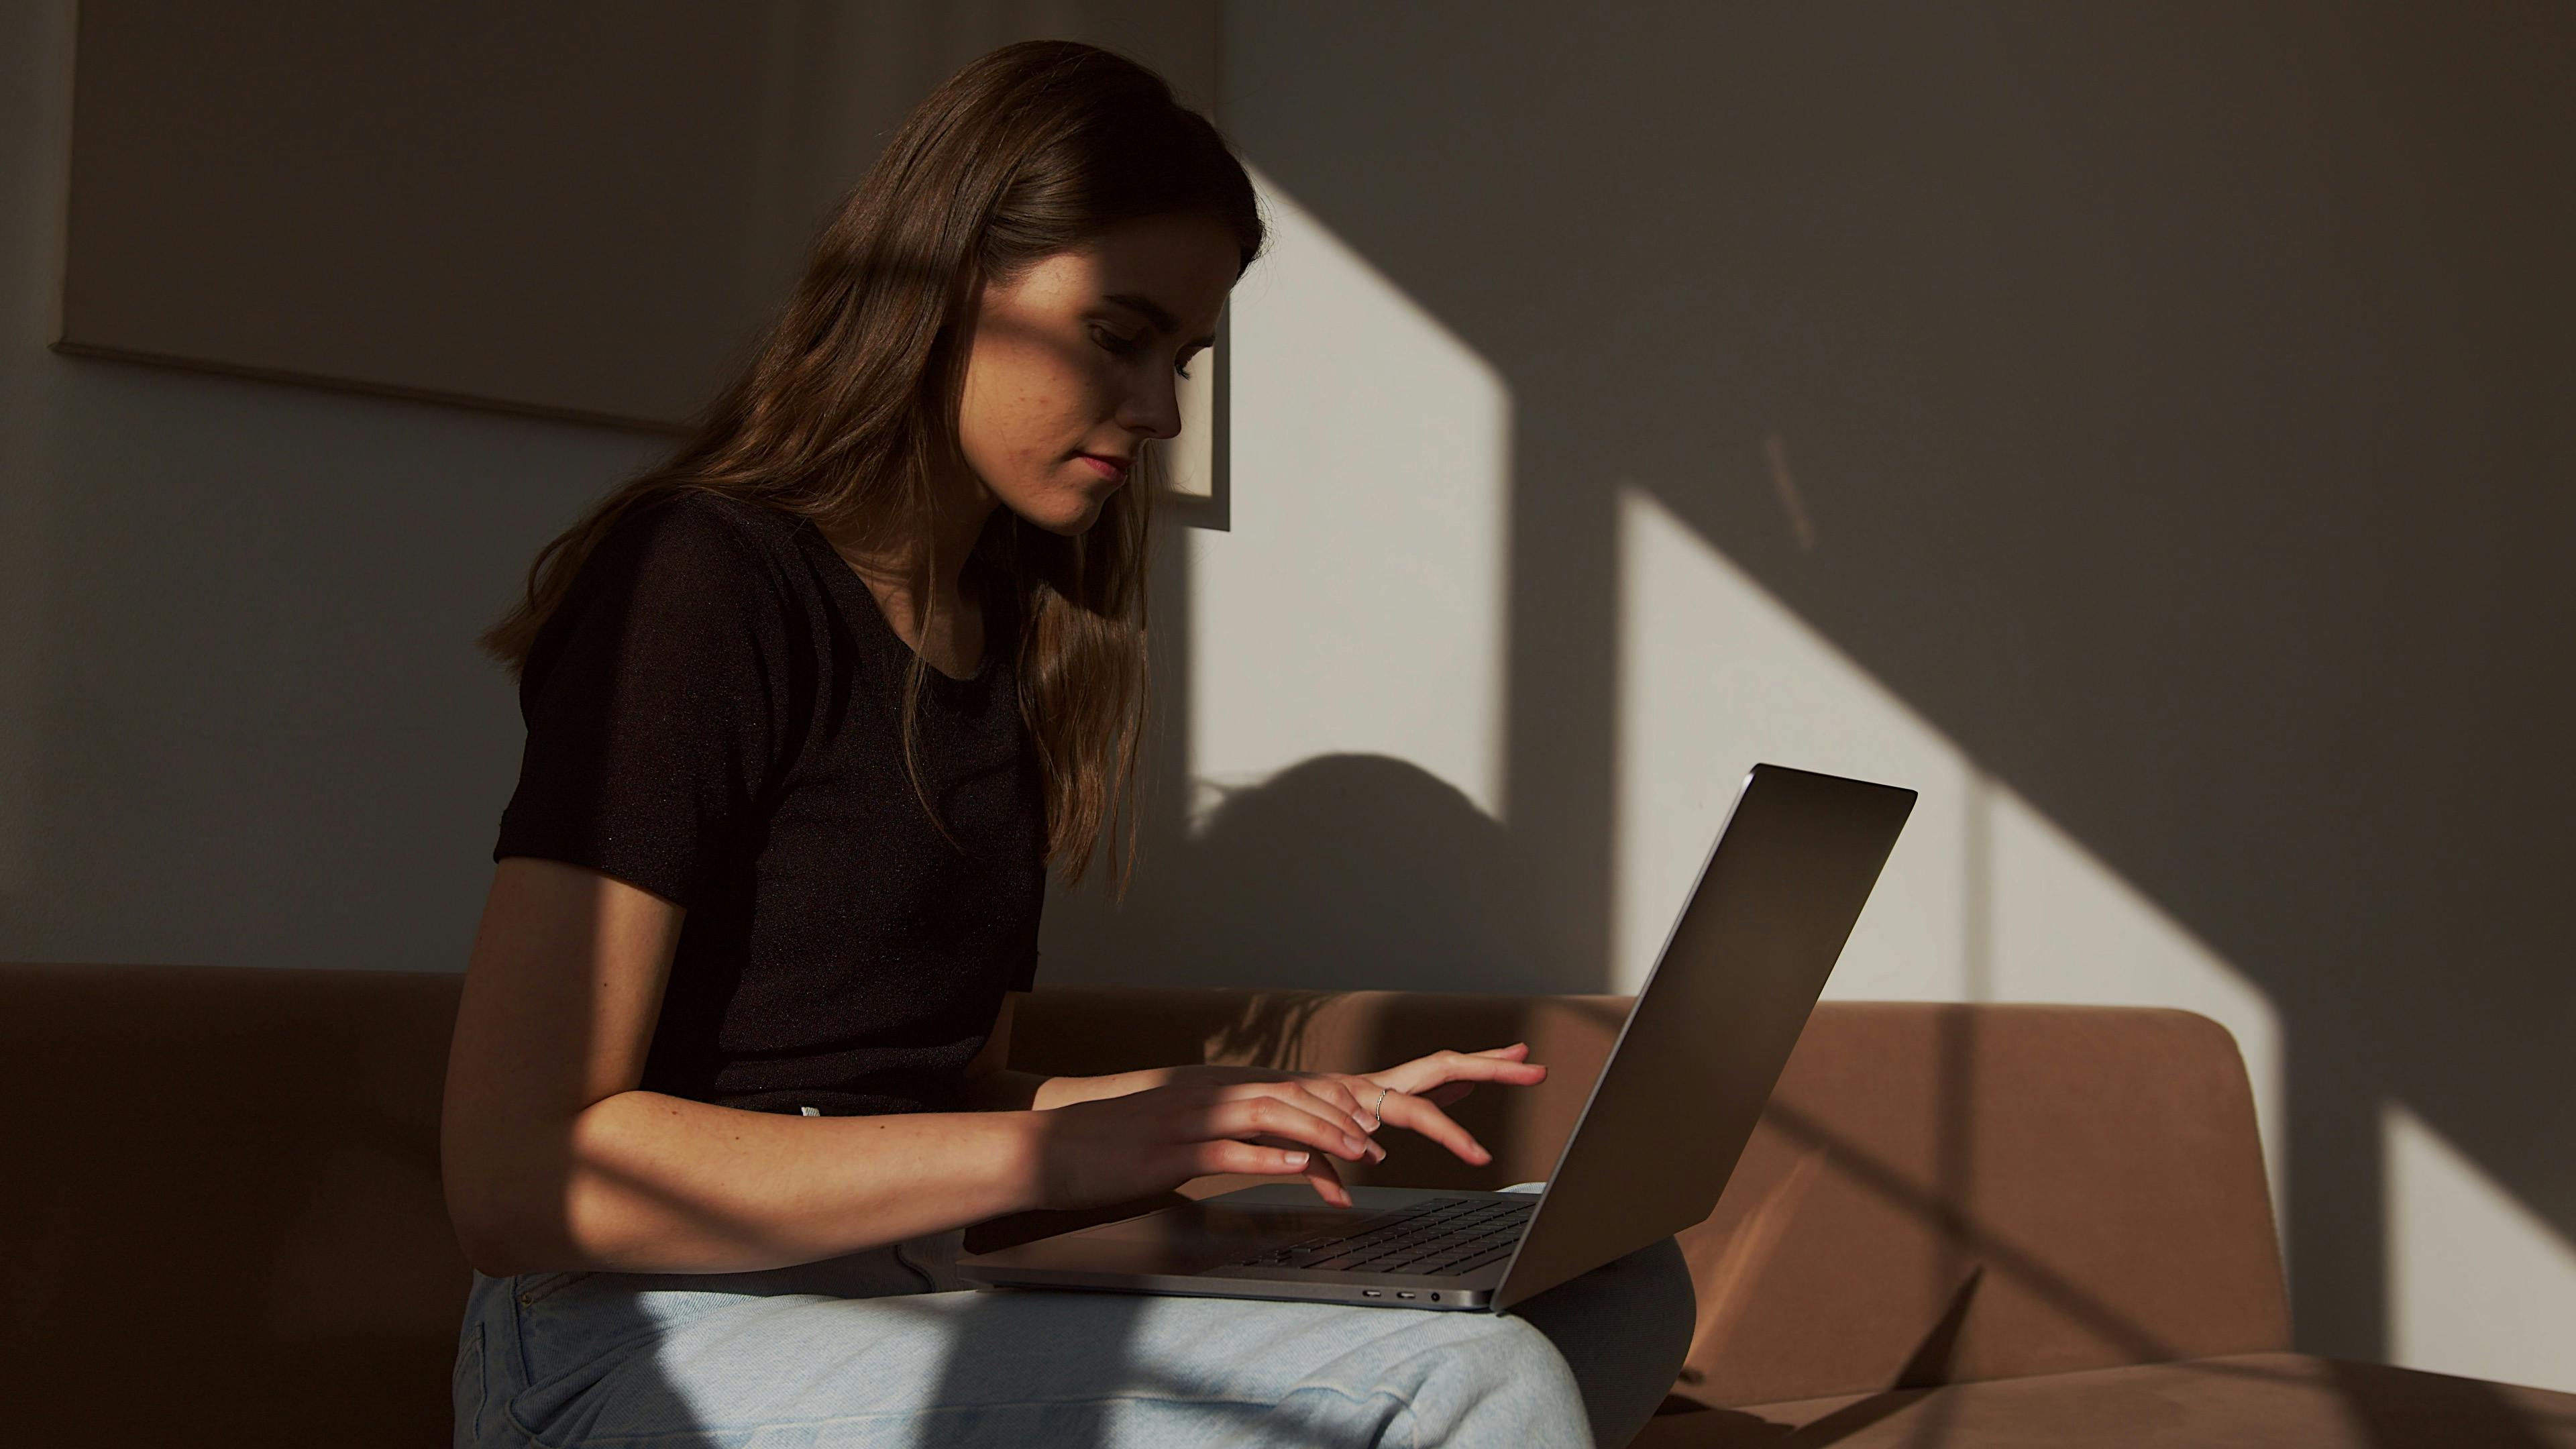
left=1363, top=1241, right=1699, bottom=1446
left=1381, top=1311, right=1596, bottom=1447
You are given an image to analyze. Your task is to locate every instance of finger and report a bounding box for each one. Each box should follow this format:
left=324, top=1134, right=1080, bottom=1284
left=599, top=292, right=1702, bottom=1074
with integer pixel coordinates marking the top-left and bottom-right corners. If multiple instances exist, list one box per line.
left=1318, top=1078, right=1391, bottom=1161
left=1381, top=1036, right=1535, bottom=1083
left=1209, top=1089, right=1373, bottom=1163
left=1448, top=1045, right=1548, bottom=1082
left=1289, top=1138, right=1353, bottom=1207
left=1295, top=1075, right=1368, bottom=1127
left=1230, top=1079, right=1379, bottom=1156
left=1199, top=1138, right=1320, bottom=1179
left=1375, top=1089, right=1493, bottom=1167
left=1236, top=1133, right=1356, bottom=1208
left=1288, top=1077, right=1391, bottom=1155
left=1334, top=1082, right=1389, bottom=1147
left=1427, top=1046, right=1546, bottom=1109
left=1372, top=1046, right=1550, bottom=1096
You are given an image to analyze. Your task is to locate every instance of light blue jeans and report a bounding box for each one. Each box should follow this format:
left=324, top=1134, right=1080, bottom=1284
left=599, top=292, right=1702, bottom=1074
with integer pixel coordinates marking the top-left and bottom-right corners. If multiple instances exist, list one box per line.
left=452, top=1222, right=1695, bottom=1448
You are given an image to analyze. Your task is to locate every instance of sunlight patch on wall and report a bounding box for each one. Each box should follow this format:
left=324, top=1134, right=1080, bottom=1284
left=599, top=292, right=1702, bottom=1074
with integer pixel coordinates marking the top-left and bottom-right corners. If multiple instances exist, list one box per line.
left=2385, top=1101, right=2576, bottom=1393
left=1614, top=483, right=1970, bottom=1000
left=1986, top=786, right=2284, bottom=1211
left=1187, top=165, right=1511, bottom=827
left=1615, top=482, right=2284, bottom=1223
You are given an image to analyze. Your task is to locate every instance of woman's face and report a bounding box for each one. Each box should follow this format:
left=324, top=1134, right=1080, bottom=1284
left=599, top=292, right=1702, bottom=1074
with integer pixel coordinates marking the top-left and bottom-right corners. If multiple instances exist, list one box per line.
left=954, top=211, right=1238, bottom=535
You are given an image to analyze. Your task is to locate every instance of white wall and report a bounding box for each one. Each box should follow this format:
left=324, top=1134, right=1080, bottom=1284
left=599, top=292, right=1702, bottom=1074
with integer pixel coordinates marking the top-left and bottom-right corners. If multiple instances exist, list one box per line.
left=5, top=0, right=2567, bottom=1396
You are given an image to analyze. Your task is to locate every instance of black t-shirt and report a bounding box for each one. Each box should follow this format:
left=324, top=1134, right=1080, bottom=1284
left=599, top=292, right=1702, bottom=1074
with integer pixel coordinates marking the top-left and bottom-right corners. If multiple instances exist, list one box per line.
left=492, top=489, right=1046, bottom=1117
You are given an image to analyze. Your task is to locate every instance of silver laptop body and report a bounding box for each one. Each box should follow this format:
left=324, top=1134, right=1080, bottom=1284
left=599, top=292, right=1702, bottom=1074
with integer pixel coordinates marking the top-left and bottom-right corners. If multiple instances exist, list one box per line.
left=955, top=763, right=1915, bottom=1312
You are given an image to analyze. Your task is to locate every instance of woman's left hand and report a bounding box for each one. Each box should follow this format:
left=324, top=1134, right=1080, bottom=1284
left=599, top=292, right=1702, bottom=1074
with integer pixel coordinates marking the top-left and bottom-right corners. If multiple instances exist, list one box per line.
left=1165, top=1043, right=1548, bottom=1206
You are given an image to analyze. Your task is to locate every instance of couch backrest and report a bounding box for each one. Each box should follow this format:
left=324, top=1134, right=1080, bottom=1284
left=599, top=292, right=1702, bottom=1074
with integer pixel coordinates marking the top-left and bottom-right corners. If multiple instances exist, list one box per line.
left=1, top=963, right=469, bottom=1448
left=0, top=964, right=2291, bottom=1444
left=1008, top=987, right=2294, bottom=1407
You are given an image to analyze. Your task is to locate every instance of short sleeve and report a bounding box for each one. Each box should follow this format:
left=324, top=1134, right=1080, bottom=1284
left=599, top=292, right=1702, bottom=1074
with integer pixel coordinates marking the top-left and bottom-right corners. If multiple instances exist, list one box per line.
left=494, top=496, right=796, bottom=909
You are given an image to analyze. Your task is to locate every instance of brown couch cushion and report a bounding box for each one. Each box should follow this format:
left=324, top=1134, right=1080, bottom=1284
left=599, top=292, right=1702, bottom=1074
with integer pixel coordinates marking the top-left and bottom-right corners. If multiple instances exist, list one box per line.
left=1675, top=1002, right=2290, bottom=1405
left=1008, top=991, right=2293, bottom=1408
left=0, top=962, right=469, bottom=1448
left=1632, top=1353, right=2576, bottom=1448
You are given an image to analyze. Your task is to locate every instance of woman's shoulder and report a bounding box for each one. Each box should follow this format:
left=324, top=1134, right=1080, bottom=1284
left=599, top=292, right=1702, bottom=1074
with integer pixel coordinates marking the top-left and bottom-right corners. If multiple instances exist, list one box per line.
left=615, top=488, right=806, bottom=570
left=530, top=492, right=823, bottom=669
left=521, top=492, right=814, bottom=708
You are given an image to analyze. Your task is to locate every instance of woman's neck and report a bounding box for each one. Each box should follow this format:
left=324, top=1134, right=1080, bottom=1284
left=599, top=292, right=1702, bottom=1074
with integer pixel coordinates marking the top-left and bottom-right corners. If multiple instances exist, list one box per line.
left=818, top=484, right=996, bottom=677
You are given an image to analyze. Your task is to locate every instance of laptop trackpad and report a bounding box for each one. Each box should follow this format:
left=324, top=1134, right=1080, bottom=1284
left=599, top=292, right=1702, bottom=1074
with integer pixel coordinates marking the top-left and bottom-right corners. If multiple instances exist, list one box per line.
left=1069, top=1198, right=1364, bottom=1275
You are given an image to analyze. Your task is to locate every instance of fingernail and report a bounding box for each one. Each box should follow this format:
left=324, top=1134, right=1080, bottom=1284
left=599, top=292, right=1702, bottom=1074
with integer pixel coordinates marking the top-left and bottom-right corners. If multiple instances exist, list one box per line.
left=1285, top=1150, right=1308, bottom=1166
left=1343, top=1134, right=1365, bottom=1154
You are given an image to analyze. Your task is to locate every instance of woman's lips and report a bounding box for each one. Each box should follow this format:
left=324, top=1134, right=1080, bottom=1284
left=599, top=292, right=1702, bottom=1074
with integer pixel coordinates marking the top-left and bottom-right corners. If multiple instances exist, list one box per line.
left=1078, top=454, right=1130, bottom=481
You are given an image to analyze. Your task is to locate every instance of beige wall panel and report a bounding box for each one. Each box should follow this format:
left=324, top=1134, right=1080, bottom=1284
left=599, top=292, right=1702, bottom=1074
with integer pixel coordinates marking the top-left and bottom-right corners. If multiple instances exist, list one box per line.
left=58, top=1, right=1218, bottom=447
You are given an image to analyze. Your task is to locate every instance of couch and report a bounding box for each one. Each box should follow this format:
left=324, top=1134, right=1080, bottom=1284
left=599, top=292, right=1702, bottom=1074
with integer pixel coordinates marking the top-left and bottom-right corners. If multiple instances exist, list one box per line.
left=4, top=961, right=2569, bottom=1447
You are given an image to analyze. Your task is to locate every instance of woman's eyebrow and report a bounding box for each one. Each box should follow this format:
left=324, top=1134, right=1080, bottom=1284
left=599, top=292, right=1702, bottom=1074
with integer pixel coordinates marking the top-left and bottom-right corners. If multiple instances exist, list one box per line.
left=1105, top=292, right=1217, bottom=350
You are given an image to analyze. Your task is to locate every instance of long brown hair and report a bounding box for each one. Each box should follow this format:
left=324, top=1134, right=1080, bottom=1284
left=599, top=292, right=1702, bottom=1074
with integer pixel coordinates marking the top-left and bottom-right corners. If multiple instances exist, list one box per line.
left=476, top=39, right=1264, bottom=900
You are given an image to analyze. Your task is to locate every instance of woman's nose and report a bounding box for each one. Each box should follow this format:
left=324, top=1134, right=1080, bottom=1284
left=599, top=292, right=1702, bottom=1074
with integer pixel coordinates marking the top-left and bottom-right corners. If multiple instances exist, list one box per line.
left=1119, top=374, right=1184, bottom=441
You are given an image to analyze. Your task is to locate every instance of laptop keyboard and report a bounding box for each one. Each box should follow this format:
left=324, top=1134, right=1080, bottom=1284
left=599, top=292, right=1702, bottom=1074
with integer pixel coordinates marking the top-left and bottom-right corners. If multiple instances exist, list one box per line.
left=1231, top=1195, right=1538, bottom=1276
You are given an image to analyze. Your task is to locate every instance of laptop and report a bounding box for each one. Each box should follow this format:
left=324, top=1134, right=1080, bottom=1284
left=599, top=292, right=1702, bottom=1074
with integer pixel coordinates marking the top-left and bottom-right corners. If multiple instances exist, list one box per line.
left=956, top=763, right=1916, bottom=1313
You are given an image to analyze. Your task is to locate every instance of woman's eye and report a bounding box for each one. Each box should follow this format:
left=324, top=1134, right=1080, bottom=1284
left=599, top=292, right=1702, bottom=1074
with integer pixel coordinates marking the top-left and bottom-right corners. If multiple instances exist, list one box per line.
left=1097, top=326, right=1193, bottom=380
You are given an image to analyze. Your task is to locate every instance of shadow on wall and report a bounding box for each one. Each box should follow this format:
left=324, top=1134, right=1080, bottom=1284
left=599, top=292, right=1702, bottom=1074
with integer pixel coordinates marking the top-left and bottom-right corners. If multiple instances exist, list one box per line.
left=1054, top=753, right=1564, bottom=997
left=1160, top=1, right=2572, bottom=1368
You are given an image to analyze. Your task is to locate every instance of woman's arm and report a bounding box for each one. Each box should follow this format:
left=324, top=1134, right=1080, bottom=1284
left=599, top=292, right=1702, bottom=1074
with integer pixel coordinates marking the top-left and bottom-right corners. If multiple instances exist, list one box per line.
left=440, top=856, right=1049, bottom=1278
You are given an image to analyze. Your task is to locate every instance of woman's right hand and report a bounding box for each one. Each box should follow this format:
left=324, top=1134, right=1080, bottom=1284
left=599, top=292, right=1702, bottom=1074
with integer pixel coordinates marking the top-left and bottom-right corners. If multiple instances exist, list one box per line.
left=1031, top=1075, right=1387, bottom=1210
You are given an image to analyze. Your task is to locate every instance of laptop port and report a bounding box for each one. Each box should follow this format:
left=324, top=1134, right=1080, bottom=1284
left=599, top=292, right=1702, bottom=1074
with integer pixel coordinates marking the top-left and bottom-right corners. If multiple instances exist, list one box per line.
left=1396, top=1291, right=1417, bottom=1299
left=1360, top=1289, right=1383, bottom=1297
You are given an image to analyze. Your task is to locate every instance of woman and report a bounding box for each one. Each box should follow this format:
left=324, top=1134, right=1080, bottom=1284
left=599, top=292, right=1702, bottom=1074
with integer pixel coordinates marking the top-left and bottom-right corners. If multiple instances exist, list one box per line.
left=443, top=39, right=1695, bottom=1448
